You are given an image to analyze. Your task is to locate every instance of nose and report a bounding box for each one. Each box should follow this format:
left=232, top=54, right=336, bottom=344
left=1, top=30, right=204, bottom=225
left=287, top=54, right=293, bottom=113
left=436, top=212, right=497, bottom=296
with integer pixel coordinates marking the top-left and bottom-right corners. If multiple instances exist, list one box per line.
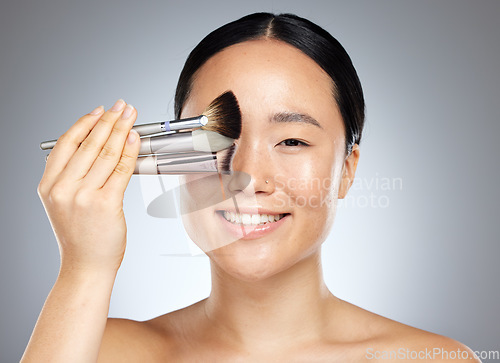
left=227, top=139, right=274, bottom=196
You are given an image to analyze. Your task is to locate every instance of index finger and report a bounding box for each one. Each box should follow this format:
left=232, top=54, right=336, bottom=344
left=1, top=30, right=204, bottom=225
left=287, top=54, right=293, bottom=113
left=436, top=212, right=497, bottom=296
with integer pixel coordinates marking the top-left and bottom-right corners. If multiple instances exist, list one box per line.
left=41, top=106, right=104, bottom=186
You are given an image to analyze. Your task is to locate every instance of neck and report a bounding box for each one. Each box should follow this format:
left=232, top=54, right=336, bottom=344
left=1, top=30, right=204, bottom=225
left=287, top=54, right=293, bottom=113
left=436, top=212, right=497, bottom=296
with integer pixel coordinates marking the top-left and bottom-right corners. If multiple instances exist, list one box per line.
left=203, top=248, right=339, bottom=350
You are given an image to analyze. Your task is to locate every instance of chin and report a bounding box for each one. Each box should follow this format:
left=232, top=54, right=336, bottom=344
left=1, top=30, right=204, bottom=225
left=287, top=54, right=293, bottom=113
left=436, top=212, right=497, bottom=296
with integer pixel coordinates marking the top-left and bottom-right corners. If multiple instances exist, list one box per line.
left=182, top=197, right=333, bottom=281
left=211, top=257, right=290, bottom=283
left=206, top=239, right=304, bottom=282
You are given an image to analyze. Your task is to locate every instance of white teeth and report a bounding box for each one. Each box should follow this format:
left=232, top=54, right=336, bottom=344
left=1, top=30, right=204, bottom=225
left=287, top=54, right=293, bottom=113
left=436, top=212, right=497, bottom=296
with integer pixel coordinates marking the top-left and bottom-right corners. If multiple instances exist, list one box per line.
left=260, top=214, right=268, bottom=223
left=221, top=211, right=286, bottom=225
left=242, top=214, right=251, bottom=225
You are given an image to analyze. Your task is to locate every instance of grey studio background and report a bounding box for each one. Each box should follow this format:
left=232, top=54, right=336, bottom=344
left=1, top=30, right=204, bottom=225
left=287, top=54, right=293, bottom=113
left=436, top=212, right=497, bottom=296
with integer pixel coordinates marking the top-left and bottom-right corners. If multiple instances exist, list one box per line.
left=1, top=0, right=499, bottom=361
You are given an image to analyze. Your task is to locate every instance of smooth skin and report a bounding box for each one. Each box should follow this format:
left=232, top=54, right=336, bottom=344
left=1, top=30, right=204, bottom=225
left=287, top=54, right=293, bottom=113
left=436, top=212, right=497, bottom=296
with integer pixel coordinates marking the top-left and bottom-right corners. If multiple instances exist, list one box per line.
left=23, top=39, right=480, bottom=362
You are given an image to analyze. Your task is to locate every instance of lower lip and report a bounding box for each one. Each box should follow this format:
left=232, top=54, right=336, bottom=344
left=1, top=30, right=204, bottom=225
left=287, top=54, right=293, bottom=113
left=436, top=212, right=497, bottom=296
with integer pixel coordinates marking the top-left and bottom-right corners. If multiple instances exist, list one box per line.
left=216, top=212, right=290, bottom=241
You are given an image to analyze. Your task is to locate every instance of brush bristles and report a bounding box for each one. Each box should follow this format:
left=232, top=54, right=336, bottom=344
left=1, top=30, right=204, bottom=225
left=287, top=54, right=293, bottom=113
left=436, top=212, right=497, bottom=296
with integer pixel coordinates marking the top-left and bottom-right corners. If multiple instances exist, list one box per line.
left=202, top=91, right=242, bottom=140
left=217, top=143, right=237, bottom=173
left=192, top=129, right=235, bottom=153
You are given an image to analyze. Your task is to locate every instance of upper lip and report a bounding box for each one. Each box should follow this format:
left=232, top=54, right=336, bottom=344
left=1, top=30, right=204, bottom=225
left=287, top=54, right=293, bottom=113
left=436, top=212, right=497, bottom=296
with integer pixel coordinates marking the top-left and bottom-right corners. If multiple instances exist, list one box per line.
left=215, top=207, right=290, bottom=215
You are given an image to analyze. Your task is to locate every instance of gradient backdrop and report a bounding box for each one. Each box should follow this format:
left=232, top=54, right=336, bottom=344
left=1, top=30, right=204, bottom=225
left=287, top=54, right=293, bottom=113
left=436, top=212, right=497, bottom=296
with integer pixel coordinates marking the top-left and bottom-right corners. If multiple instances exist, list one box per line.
left=1, top=0, right=499, bottom=361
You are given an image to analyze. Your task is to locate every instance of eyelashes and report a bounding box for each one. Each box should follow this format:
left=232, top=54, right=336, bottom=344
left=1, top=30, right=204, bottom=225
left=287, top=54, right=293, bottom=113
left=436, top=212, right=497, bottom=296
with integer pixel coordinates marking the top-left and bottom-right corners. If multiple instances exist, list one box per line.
left=278, top=138, right=310, bottom=147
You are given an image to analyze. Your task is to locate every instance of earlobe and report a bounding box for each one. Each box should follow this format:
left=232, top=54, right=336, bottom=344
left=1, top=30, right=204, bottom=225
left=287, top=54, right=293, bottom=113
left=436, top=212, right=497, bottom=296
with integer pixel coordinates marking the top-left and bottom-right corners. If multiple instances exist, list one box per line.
left=338, top=144, right=360, bottom=199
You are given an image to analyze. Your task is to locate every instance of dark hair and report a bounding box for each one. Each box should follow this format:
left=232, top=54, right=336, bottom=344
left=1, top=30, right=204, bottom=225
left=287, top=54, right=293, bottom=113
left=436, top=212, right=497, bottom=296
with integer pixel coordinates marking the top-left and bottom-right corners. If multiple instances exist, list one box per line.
left=175, top=12, right=365, bottom=156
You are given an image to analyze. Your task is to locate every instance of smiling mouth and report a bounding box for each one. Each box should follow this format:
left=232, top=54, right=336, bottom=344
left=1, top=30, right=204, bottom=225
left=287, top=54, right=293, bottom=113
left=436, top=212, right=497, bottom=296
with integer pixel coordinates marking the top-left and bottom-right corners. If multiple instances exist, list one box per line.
left=216, top=211, right=290, bottom=226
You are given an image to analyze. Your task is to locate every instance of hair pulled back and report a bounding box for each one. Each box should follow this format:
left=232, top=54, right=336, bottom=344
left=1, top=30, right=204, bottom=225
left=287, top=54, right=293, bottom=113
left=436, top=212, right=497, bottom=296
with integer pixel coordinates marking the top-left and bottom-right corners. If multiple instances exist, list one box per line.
left=175, top=12, right=365, bottom=156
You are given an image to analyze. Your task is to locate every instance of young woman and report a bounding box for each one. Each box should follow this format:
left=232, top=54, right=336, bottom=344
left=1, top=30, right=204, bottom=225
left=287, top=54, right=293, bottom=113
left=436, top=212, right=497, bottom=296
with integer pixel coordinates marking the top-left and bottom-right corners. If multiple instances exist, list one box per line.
left=23, top=13, right=479, bottom=362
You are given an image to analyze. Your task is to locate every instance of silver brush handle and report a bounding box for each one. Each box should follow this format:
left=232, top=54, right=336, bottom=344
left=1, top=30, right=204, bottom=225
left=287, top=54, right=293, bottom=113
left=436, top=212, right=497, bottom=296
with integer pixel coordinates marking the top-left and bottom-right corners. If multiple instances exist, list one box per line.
left=131, top=122, right=166, bottom=136
left=44, top=132, right=196, bottom=160
left=40, top=115, right=208, bottom=150
left=134, top=152, right=217, bottom=174
left=166, top=115, right=208, bottom=131
left=40, top=139, right=59, bottom=150
left=133, top=115, right=208, bottom=135
left=139, top=132, right=194, bottom=155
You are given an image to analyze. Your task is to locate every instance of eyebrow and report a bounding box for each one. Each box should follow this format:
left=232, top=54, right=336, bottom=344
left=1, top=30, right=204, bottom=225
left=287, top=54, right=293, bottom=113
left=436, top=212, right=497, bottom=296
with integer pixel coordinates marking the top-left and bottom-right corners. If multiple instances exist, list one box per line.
left=271, top=112, right=323, bottom=129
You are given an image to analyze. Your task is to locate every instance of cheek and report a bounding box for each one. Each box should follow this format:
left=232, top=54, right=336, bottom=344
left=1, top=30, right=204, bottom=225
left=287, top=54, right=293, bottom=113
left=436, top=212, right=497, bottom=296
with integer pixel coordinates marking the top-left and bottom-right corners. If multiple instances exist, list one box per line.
left=179, top=174, right=230, bottom=211
left=179, top=174, right=211, bottom=215
left=179, top=173, right=251, bottom=252
left=178, top=174, right=205, bottom=247
left=178, top=174, right=227, bottom=251
left=274, top=152, right=341, bottom=242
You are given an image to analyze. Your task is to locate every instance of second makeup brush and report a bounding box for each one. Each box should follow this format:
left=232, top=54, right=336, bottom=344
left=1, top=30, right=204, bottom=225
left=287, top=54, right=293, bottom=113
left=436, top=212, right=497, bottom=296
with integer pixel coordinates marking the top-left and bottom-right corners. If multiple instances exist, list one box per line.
left=134, top=144, right=236, bottom=174
left=139, top=129, right=235, bottom=155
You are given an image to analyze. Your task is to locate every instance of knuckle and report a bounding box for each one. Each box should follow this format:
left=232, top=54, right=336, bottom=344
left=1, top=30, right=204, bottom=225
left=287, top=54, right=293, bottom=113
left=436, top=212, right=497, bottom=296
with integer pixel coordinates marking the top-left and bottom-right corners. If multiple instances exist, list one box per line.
left=56, top=133, right=76, bottom=146
left=121, top=152, right=136, bottom=163
left=74, top=189, right=93, bottom=209
left=100, top=191, right=117, bottom=205
left=98, top=144, right=118, bottom=160
left=111, top=122, right=129, bottom=134
left=114, top=159, right=132, bottom=176
left=98, top=113, right=115, bottom=125
left=48, top=182, right=70, bottom=204
left=80, top=137, right=97, bottom=151
left=37, top=180, right=48, bottom=198
left=57, top=132, right=69, bottom=142
left=108, top=126, right=128, bottom=141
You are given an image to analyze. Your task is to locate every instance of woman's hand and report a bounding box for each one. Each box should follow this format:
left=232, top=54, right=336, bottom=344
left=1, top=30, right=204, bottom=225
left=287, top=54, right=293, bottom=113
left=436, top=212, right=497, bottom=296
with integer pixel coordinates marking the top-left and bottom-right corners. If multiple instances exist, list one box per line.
left=37, top=100, right=141, bottom=274
left=21, top=100, right=140, bottom=362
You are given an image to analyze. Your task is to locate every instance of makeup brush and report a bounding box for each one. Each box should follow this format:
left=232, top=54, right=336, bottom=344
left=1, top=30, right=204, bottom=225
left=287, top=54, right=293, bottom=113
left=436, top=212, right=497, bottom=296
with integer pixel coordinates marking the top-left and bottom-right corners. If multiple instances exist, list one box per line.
left=40, top=90, right=242, bottom=150
left=134, top=144, right=236, bottom=174
left=133, top=90, right=242, bottom=139
left=196, top=91, right=241, bottom=139
left=139, top=129, right=234, bottom=155
left=43, top=128, right=235, bottom=162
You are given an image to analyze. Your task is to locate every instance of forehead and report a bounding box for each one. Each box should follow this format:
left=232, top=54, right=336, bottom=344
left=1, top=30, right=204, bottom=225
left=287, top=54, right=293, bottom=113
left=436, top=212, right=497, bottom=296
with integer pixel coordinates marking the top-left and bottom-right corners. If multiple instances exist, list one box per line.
left=182, top=39, right=343, bottom=141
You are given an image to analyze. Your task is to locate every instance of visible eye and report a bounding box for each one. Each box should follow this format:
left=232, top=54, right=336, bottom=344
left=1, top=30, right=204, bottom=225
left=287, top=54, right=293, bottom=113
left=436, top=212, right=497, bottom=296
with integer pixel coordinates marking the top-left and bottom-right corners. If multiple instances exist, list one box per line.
left=278, top=138, right=310, bottom=147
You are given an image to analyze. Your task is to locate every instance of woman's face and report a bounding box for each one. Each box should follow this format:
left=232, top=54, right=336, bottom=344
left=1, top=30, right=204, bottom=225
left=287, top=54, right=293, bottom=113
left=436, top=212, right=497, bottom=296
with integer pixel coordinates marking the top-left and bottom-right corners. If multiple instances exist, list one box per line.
left=179, top=39, right=358, bottom=281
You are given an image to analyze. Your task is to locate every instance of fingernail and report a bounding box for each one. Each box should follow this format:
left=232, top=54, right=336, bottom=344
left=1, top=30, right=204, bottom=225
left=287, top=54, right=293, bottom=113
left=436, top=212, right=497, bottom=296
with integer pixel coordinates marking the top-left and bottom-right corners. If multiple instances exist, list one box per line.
left=121, top=104, right=134, bottom=119
left=110, top=99, right=125, bottom=112
left=90, top=105, right=104, bottom=115
left=127, top=129, right=138, bottom=144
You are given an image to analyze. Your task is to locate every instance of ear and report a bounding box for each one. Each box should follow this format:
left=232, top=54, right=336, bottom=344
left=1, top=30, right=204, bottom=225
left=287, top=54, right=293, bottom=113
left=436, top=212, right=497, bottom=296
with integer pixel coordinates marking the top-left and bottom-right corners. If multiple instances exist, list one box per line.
left=338, top=144, right=360, bottom=199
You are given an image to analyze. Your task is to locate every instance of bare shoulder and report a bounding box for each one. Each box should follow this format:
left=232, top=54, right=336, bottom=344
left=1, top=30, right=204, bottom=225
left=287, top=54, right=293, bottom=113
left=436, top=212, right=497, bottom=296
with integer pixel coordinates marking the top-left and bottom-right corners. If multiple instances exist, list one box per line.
left=97, top=317, right=175, bottom=362
left=336, top=300, right=481, bottom=362
left=379, top=328, right=480, bottom=362
left=97, top=301, right=205, bottom=362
